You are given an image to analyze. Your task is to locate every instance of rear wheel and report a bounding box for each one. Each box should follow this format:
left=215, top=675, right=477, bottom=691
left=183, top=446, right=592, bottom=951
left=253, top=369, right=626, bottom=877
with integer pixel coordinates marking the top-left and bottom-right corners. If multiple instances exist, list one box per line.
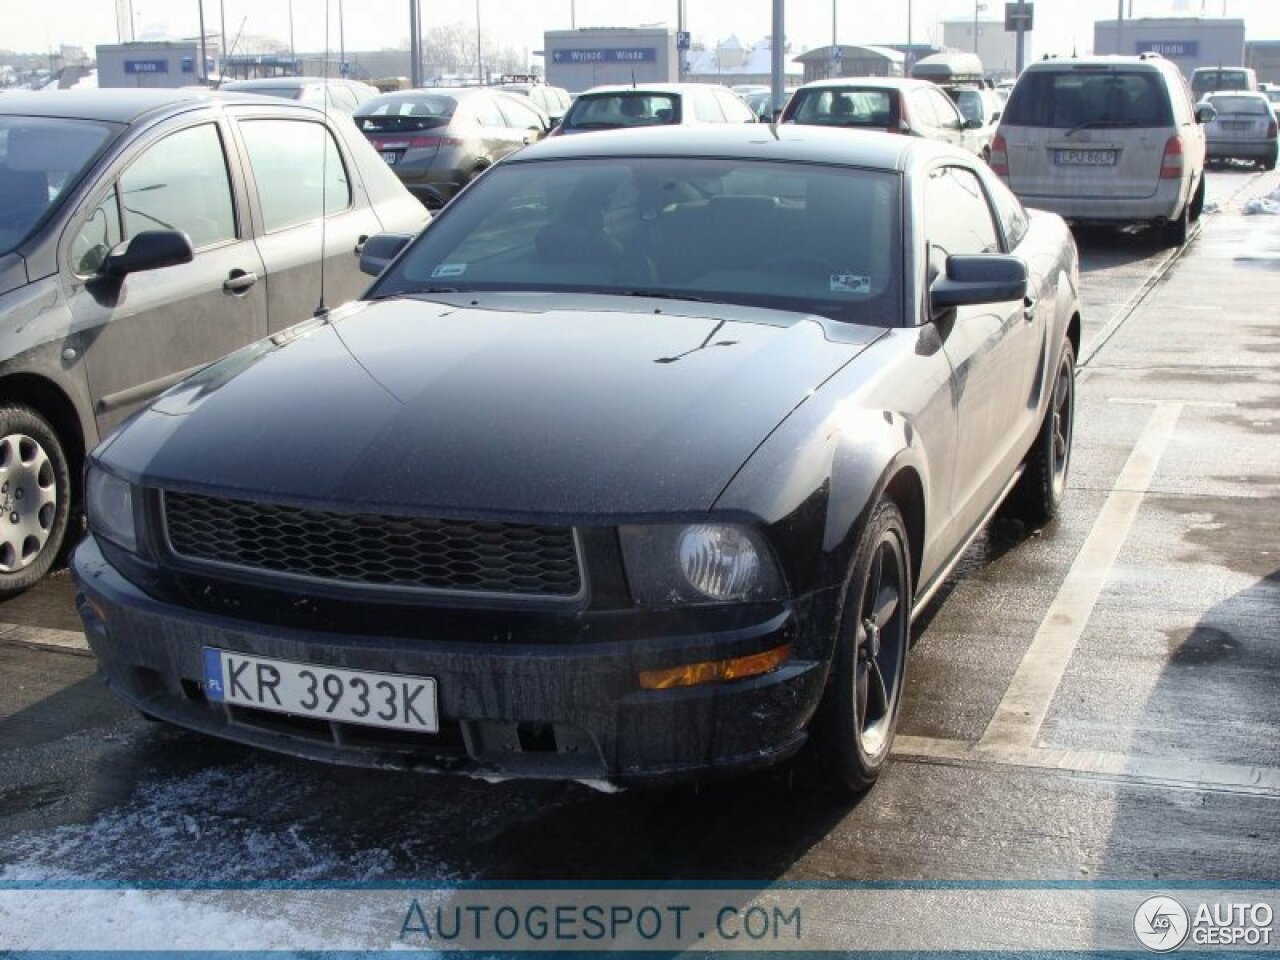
left=812, top=498, right=912, bottom=795
left=1263, top=148, right=1278, bottom=172
left=1004, top=340, right=1075, bottom=526
left=0, top=406, right=73, bottom=598
left=1163, top=197, right=1191, bottom=246
left=1190, top=175, right=1206, bottom=221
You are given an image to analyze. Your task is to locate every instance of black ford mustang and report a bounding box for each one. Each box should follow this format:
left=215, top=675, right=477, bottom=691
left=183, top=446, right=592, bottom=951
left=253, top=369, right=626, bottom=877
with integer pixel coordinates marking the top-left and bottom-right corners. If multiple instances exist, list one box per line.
left=73, top=126, right=1081, bottom=792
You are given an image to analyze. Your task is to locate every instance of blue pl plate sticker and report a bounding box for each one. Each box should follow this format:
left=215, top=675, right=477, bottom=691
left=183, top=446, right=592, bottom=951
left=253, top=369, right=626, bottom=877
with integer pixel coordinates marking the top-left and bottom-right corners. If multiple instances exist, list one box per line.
left=203, top=648, right=225, bottom=701
left=431, top=263, right=467, bottom=279
left=831, top=274, right=870, bottom=294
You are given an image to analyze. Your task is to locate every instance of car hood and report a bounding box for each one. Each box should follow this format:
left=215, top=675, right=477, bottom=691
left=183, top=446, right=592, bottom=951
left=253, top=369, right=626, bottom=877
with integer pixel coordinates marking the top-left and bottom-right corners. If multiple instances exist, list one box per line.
left=101, top=294, right=884, bottom=517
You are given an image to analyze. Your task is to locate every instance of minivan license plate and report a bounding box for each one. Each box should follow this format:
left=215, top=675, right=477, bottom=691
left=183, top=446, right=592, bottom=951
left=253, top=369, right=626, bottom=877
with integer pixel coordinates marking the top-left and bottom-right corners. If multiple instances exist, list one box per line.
left=203, top=648, right=438, bottom=732
left=381, top=151, right=399, bottom=165
left=1054, top=149, right=1117, bottom=166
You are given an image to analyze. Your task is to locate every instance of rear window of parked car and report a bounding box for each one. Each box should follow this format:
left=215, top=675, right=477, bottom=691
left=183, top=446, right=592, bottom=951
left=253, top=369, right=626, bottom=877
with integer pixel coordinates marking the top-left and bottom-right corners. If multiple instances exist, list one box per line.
left=355, top=95, right=456, bottom=133
left=1003, top=70, right=1173, bottom=128
left=787, top=89, right=899, bottom=128
left=562, top=94, right=679, bottom=130
left=240, top=119, right=351, bottom=232
left=1208, top=95, right=1270, bottom=116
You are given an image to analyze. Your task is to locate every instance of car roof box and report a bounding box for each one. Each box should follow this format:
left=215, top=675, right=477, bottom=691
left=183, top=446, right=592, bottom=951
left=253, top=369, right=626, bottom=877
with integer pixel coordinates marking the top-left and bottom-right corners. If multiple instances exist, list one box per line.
left=912, top=52, right=985, bottom=85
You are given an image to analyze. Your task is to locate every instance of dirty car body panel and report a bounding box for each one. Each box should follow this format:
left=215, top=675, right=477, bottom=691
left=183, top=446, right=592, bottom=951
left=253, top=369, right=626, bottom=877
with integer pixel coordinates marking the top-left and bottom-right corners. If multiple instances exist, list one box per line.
left=73, top=126, right=1081, bottom=787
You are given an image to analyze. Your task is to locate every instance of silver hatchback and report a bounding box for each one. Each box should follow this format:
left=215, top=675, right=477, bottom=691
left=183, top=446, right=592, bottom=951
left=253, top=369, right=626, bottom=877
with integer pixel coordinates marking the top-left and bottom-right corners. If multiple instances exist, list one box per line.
left=1202, top=91, right=1278, bottom=170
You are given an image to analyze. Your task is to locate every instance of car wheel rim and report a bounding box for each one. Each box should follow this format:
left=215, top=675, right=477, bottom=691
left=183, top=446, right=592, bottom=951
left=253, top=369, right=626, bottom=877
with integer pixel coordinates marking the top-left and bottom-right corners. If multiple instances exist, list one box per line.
left=854, top=535, right=907, bottom=761
left=1050, top=357, right=1074, bottom=498
left=0, top=433, right=58, bottom=574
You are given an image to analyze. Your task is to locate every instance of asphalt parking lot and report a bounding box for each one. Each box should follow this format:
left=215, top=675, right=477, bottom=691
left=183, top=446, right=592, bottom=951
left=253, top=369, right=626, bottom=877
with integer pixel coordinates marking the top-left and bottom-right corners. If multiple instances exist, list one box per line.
left=0, top=166, right=1276, bottom=887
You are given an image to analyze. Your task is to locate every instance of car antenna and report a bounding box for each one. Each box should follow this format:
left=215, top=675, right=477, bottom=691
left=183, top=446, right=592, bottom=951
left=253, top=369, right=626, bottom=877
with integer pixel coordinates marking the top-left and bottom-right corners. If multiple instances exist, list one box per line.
left=314, top=0, right=332, bottom=318
left=632, top=69, right=636, bottom=89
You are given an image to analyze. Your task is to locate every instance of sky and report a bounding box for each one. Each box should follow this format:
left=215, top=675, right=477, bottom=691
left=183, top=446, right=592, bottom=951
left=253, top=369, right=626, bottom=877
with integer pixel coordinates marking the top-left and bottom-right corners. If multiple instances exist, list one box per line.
left=3, top=0, right=1280, bottom=62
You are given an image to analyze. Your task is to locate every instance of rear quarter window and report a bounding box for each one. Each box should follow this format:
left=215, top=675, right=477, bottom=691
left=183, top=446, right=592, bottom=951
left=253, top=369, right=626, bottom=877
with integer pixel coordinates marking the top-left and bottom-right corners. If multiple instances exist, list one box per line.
left=1003, top=70, right=1173, bottom=128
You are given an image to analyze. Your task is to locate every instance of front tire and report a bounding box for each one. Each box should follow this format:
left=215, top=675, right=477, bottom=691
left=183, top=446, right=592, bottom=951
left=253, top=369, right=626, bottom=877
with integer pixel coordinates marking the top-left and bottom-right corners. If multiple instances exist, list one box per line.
left=1005, top=340, right=1075, bottom=526
left=813, top=498, right=912, bottom=795
left=0, top=405, right=73, bottom=598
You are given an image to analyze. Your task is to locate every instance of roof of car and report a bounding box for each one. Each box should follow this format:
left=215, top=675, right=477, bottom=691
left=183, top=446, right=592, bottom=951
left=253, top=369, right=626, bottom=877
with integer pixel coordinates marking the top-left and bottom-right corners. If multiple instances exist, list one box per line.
left=578, top=83, right=717, bottom=97
left=0, top=88, right=296, bottom=123
left=795, top=77, right=940, bottom=92
left=1023, top=55, right=1166, bottom=72
left=221, top=77, right=367, bottom=89
left=512, top=122, right=971, bottom=171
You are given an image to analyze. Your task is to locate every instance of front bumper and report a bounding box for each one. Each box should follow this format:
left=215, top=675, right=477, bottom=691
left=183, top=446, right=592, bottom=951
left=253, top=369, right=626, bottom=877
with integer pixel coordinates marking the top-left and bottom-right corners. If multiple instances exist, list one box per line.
left=72, top=537, right=832, bottom=787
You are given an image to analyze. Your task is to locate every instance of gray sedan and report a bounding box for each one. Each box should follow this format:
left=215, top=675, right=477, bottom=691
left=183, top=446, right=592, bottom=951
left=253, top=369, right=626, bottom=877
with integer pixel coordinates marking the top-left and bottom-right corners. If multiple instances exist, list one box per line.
left=1202, top=91, right=1278, bottom=170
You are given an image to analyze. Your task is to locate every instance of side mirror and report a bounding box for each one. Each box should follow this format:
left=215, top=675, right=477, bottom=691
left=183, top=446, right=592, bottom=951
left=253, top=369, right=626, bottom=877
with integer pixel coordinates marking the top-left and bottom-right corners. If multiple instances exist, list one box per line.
left=100, top=230, right=194, bottom=278
left=965, top=117, right=983, bottom=130
left=930, top=254, right=1027, bottom=315
left=1195, top=103, right=1217, bottom=124
left=359, top=232, right=413, bottom=277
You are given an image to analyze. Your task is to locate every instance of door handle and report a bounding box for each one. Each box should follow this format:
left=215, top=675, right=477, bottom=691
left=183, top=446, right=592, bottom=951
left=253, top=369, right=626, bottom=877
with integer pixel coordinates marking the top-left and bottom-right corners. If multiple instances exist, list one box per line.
left=1023, top=295, right=1038, bottom=321
left=354, top=234, right=368, bottom=255
left=223, top=269, right=258, bottom=294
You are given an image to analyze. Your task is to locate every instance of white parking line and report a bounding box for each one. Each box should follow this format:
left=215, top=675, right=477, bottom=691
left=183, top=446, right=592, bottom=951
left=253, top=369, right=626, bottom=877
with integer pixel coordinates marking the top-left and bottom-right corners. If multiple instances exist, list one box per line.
left=0, top=622, right=89, bottom=653
left=894, top=735, right=1280, bottom=798
left=979, top=402, right=1185, bottom=750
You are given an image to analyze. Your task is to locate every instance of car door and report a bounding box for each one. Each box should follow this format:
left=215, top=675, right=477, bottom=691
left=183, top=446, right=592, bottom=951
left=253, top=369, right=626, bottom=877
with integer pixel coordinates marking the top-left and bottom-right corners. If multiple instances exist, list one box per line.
left=471, top=93, right=525, bottom=163
left=70, top=119, right=268, bottom=434
left=926, top=163, right=1031, bottom=541
left=233, top=112, right=382, bottom=330
left=494, top=94, right=550, bottom=149
left=928, top=87, right=975, bottom=152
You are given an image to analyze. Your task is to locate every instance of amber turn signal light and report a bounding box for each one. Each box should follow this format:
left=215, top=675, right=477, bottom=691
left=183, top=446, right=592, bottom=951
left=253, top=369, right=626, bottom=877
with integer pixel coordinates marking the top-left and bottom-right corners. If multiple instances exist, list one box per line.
left=638, top=644, right=792, bottom=690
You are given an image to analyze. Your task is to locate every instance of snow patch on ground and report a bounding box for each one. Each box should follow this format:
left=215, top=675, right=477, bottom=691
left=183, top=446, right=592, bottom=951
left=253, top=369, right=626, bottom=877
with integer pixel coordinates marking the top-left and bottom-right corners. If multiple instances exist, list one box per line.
left=1243, top=185, right=1280, bottom=215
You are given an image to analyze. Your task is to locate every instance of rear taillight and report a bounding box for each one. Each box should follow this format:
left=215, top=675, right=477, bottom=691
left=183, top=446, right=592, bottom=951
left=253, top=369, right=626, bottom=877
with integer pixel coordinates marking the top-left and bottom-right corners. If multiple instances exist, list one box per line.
left=408, top=135, right=463, bottom=149
left=990, top=133, right=1009, bottom=176
left=1267, top=120, right=1279, bottom=139
left=1160, top=135, right=1184, bottom=179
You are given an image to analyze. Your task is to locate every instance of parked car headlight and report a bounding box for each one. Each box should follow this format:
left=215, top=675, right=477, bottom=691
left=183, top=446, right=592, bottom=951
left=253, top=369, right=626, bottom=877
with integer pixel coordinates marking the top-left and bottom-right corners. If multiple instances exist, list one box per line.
left=619, top=523, right=784, bottom=605
left=85, top=466, right=138, bottom=553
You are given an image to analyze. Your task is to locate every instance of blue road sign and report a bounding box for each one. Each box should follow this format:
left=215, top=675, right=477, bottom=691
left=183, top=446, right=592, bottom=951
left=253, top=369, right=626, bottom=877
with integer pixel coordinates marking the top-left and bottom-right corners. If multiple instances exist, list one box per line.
left=551, top=47, right=657, bottom=64
left=677, top=31, right=691, bottom=51
left=124, top=59, right=169, bottom=74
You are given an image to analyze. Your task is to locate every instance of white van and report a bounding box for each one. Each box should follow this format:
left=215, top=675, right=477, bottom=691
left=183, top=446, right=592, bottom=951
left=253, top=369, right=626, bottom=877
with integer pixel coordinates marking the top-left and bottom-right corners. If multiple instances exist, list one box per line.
left=993, top=54, right=1214, bottom=245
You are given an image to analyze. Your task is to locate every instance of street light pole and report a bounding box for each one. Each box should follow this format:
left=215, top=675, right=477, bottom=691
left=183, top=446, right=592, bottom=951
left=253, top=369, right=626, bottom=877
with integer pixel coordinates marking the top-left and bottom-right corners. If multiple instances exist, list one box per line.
left=338, top=0, right=345, bottom=75
left=973, top=0, right=980, bottom=56
left=476, top=0, right=483, bottom=83
left=197, top=0, right=208, bottom=84
left=906, top=0, right=913, bottom=73
left=676, top=0, right=684, bottom=81
left=1116, top=0, right=1124, bottom=56
left=409, top=0, right=421, bottom=86
left=771, top=0, right=784, bottom=119
left=832, top=0, right=837, bottom=48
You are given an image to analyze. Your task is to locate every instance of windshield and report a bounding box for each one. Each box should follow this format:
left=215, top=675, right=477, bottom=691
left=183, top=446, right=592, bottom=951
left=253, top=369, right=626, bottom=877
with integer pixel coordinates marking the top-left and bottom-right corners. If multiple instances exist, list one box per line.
left=355, top=95, right=457, bottom=133
left=0, top=116, right=117, bottom=256
left=371, top=156, right=903, bottom=326
left=950, top=89, right=987, bottom=125
left=784, top=88, right=899, bottom=129
left=1208, top=95, right=1270, bottom=116
left=561, top=93, right=680, bottom=131
left=1003, top=70, right=1173, bottom=128
left=1193, top=70, right=1250, bottom=94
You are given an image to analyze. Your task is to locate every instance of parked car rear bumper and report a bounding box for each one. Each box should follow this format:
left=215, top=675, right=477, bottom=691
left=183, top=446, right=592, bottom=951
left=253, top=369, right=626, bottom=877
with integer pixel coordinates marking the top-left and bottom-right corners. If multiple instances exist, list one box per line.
left=1011, top=178, right=1187, bottom=224
left=1207, top=139, right=1277, bottom=161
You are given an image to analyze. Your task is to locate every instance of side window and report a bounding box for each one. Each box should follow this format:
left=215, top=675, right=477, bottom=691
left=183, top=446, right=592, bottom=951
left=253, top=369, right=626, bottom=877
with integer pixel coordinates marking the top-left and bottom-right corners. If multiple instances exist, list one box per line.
left=239, top=119, right=351, bottom=233
left=931, top=90, right=962, bottom=128
left=70, top=187, right=122, bottom=276
left=119, top=123, right=236, bottom=250
left=693, top=90, right=726, bottom=123
left=910, top=91, right=938, bottom=127
left=473, top=96, right=508, bottom=128
left=986, top=174, right=1029, bottom=249
left=716, top=90, right=754, bottom=123
left=328, top=86, right=358, bottom=114
left=925, top=166, right=1001, bottom=279
left=496, top=96, right=545, bottom=132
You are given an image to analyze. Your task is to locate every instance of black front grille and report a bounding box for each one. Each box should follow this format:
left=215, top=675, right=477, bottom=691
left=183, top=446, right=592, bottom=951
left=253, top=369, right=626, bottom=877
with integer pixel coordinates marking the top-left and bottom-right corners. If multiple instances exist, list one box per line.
left=161, top=492, right=582, bottom=599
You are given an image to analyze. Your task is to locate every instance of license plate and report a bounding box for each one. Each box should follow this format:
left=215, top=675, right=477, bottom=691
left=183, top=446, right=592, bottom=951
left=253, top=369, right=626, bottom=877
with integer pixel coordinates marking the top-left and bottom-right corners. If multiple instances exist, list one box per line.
left=381, top=151, right=399, bottom=165
left=203, top=648, right=438, bottom=732
left=1221, top=121, right=1252, bottom=131
left=1054, top=149, right=1117, bottom=166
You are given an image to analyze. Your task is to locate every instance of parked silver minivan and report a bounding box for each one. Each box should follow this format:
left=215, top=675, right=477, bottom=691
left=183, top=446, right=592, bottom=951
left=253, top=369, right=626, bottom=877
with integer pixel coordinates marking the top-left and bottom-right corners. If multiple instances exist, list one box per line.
left=994, top=54, right=1214, bottom=245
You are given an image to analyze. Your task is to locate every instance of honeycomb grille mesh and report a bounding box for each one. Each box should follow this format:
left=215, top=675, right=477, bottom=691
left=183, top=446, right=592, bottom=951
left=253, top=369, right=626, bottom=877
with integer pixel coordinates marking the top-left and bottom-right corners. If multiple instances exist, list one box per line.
left=162, top=492, right=582, bottom=598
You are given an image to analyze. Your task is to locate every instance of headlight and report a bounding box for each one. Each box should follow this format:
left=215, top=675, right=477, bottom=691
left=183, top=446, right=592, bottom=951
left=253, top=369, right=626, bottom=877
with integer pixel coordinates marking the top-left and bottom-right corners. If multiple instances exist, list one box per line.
left=85, top=467, right=138, bottom=552
left=619, top=523, right=784, bottom=605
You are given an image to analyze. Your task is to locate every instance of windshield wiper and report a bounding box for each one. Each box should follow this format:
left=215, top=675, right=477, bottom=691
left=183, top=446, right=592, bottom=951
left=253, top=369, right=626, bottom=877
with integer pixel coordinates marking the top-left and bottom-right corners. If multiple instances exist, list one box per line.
left=612, top=289, right=716, bottom=304
left=1064, top=118, right=1140, bottom=137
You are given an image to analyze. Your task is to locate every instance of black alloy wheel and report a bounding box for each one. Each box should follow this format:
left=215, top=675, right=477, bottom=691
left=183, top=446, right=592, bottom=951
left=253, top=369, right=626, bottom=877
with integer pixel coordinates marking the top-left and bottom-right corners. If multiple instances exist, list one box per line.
left=819, top=498, right=912, bottom=795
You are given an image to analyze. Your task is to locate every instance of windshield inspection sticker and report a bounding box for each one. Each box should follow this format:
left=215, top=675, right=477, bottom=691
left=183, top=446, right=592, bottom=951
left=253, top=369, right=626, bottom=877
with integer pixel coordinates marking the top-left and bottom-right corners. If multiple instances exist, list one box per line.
left=431, top=263, right=467, bottom=279
left=830, top=274, right=871, bottom=294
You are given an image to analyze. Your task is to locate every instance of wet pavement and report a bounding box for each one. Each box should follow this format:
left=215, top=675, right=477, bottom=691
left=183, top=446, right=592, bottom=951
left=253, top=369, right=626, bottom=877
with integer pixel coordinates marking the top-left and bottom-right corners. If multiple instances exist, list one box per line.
left=0, top=166, right=1277, bottom=886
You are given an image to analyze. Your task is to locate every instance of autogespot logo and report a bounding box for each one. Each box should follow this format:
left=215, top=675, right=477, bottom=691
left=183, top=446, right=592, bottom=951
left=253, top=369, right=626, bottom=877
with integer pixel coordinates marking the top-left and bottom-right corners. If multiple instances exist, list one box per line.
left=1134, top=896, right=1191, bottom=952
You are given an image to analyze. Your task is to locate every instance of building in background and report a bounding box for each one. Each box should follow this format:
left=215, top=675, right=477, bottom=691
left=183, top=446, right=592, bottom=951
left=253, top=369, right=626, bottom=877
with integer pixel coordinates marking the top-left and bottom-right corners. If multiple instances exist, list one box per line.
left=684, top=35, right=800, bottom=86
left=1093, top=17, right=1246, bottom=76
left=793, top=45, right=904, bottom=85
left=941, top=17, right=1016, bottom=80
left=1247, top=40, right=1280, bottom=84
left=97, top=41, right=216, bottom=88
left=542, top=28, right=676, bottom=92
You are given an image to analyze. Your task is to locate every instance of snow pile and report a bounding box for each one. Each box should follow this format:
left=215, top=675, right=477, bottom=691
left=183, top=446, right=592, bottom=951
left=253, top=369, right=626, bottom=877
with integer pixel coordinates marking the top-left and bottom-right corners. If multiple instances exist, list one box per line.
left=1243, top=185, right=1280, bottom=215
